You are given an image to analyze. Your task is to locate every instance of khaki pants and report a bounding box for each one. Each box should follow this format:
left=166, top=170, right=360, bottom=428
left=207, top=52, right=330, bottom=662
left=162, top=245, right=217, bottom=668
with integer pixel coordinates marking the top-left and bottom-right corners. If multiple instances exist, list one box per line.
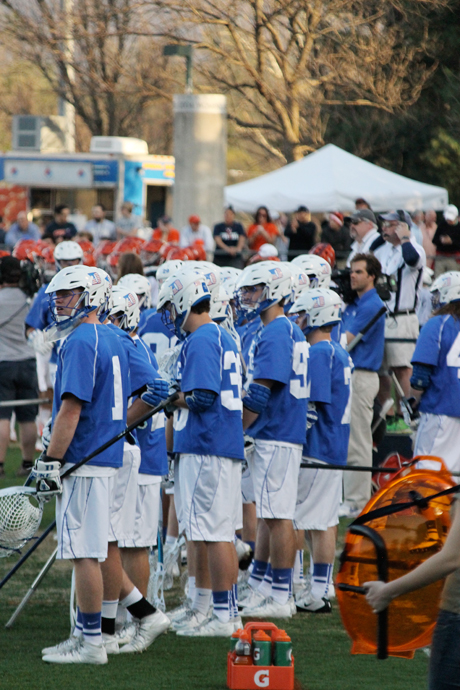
left=434, top=256, right=460, bottom=278
left=343, top=369, right=379, bottom=511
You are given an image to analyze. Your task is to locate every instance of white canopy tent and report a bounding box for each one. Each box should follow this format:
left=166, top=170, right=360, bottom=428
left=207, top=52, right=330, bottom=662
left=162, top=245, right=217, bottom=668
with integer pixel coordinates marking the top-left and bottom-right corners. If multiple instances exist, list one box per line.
left=225, top=144, right=448, bottom=213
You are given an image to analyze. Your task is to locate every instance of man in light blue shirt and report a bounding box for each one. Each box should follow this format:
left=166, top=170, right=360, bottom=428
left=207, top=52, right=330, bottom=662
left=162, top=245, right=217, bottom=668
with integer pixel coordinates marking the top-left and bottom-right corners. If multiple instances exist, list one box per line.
left=5, top=211, right=40, bottom=246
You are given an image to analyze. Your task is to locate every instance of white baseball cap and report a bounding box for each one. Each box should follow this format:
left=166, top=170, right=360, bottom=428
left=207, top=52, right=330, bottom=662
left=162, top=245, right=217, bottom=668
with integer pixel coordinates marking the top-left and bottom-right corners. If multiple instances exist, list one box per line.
left=444, top=204, right=458, bottom=221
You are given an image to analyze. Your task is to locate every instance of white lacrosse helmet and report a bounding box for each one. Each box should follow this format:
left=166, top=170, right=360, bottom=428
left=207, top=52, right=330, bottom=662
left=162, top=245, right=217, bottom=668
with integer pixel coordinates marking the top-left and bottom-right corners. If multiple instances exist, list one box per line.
left=210, top=285, right=232, bottom=323
left=236, top=260, right=293, bottom=321
left=430, top=271, right=460, bottom=308
left=291, top=254, right=332, bottom=288
left=45, top=265, right=112, bottom=333
left=156, top=260, right=184, bottom=287
left=117, top=273, right=152, bottom=310
left=54, top=241, right=84, bottom=271
left=289, top=287, right=342, bottom=334
left=184, top=261, right=221, bottom=295
left=109, top=286, right=140, bottom=333
left=422, top=266, right=434, bottom=287
left=159, top=267, right=211, bottom=338
left=282, top=262, right=309, bottom=305
left=220, top=267, right=242, bottom=292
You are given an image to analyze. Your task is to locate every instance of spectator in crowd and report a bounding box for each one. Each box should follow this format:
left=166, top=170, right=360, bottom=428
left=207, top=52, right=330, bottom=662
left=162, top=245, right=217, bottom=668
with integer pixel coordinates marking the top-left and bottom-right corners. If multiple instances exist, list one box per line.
left=0, top=217, right=6, bottom=245
left=84, top=204, right=116, bottom=244
left=43, top=204, right=78, bottom=243
left=116, top=202, right=143, bottom=240
left=355, top=198, right=372, bottom=210
left=418, top=209, right=437, bottom=269
left=246, top=207, right=279, bottom=252
left=5, top=211, right=40, bottom=247
left=152, top=216, right=180, bottom=243
left=0, top=256, right=38, bottom=477
left=432, top=204, right=460, bottom=276
left=212, top=206, right=246, bottom=268
left=275, top=212, right=290, bottom=261
left=374, top=210, right=426, bottom=432
left=341, top=253, right=386, bottom=517
left=416, top=266, right=435, bottom=328
left=180, top=214, right=215, bottom=261
left=321, top=212, right=352, bottom=253
left=285, top=205, right=317, bottom=254
left=346, top=209, right=381, bottom=267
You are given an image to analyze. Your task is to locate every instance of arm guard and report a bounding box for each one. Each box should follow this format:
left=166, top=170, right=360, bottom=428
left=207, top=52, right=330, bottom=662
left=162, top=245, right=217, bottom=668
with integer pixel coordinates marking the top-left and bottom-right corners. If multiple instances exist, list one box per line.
left=185, top=389, right=217, bottom=413
left=410, top=363, right=432, bottom=391
left=243, top=382, right=271, bottom=414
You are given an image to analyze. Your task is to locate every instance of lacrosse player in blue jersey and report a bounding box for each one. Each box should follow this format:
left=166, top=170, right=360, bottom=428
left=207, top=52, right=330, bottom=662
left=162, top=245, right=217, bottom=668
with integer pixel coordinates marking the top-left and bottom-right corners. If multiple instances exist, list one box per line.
left=156, top=267, right=245, bottom=637
left=289, top=288, right=353, bottom=613
left=411, top=271, right=460, bottom=473
left=235, top=261, right=309, bottom=619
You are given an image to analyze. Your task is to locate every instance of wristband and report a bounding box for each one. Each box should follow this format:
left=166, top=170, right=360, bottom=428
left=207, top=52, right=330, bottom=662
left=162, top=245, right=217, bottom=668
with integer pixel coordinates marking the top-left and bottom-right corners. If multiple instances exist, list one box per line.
left=43, top=455, right=63, bottom=464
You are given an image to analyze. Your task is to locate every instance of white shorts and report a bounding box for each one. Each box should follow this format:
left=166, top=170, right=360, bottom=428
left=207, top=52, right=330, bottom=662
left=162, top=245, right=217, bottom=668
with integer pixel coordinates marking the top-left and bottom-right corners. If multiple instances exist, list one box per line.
left=294, top=460, right=342, bottom=531
left=36, top=351, right=52, bottom=392
left=414, top=413, right=460, bottom=473
left=173, top=457, right=185, bottom=536
left=56, top=475, right=112, bottom=561
left=177, top=454, right=242, bottom=542
left=118, top=480, right=161, bottom=548
left=248, top=440, right=302, bottom=520
left=382, top=313, right=419, bottom=369
left=241, top=459, right=255, bottom=505
left=109, top=443, right=141, bottom=543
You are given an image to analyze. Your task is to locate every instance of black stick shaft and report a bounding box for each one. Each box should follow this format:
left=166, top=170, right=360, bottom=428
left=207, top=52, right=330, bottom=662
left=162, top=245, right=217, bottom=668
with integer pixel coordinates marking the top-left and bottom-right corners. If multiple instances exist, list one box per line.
left=346, top=306, right=387, bottom=353
left=0, top=520, right=56, bottom=591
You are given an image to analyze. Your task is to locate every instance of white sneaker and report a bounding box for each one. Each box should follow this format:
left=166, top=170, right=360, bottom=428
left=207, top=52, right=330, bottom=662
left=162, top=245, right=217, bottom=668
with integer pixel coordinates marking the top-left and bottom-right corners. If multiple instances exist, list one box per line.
left=102, top=633, right=119, bottom=654
left=295, top=588, right=332, bottom=613
left=42, top=635, right=80, bottom=656
left=112, top=622, right=136, bottom=646
left=328, top=583, right=336, bottom=599
left=173, top=609, right=208, bottom=632
left=119, top=610, right=170, bottom=653
left=178, top=613, right=234, bottom=637
left=235, top=539, right=253, bottom=562
left=238, top=587, right=264, bottom=610
left=242, top=596, right=292, bottom=618
left=43, top=640, right=108, bottom=664
left=232, top=616, right=243, bottom=632
left=168, top=599, right=192, bottom=623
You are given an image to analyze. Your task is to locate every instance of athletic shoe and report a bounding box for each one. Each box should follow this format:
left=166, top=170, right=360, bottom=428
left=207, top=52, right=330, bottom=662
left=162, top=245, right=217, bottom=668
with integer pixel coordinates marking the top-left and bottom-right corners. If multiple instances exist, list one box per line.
left=178, top=613, right=234, bottom=637
left=168, top=599, right=192, bottom=623
left=119, top=610, right=170, bottom=653
left=172, top=609, right=209, bottom=632
left=102, top=633, right=119, bottom=654
left=295, top=589, right=332, bottom=613
left=42, top=636, right=80, bottom=656
left=387, top=417, right=411, bottom=434
left=235, top=539, right=253, bottom=562
left=338, top=502, right=361, bottom=519
left=242, top=596, right=292, bottom=618
left=113, top=622, right=136, bottom=646
left=328, top=584, right=336, bottom=599
left=238, top=587, right=264, bottom=610
left=43, top=640, right=108, bottom=664
left=232, top=616, right=243, bottom=632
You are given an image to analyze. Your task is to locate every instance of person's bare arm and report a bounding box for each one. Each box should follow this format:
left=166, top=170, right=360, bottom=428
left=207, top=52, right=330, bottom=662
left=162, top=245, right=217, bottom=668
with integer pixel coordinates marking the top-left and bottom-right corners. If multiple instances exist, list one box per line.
left=46, top=394, right=82, bottom=459
left=236, top=234, right=246, bottom=252
left=365, top=501, right=460, bottom=611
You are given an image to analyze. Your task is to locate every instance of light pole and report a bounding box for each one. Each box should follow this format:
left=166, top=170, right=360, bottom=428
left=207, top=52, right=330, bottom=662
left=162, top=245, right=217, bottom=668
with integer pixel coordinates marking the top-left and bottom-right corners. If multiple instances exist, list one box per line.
left=163, top=44, right=193, bottom=93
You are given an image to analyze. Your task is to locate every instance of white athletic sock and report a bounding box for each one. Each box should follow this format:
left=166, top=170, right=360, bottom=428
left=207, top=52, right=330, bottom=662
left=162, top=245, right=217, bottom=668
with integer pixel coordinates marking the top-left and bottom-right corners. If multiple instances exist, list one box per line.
left=213, top=591, right=231, bottom=623
left=165, top=536, right=177, bottom=546
left=258, top=564, right=273, bottom=597
left=120, top=587, right=142, bottom=609
left=293, top=550, right=304, bottom=585
left=193, top=587, right=212, bottom=615
left=311, top=563, right=334, bottom=599
left=102, top=599, right=119, bottom=620
left=188, top=576, right=196, bottom=602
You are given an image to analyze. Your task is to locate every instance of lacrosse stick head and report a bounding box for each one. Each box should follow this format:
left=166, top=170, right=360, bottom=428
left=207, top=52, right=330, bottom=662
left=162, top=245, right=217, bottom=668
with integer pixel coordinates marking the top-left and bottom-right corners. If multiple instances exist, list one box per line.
left=0, top=487, right=44, bottom=557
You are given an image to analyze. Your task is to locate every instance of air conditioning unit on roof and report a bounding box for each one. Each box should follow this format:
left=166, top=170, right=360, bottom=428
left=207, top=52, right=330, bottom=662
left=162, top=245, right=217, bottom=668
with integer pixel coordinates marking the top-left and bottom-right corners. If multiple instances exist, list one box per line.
left=90, top=137, right=149, bottom=155
left=12, top=115, right=75, bottom=153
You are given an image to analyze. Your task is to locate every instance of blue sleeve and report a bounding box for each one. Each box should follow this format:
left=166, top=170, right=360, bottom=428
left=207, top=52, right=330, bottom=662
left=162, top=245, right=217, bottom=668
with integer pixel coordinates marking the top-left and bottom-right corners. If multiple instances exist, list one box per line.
left=181, top=334, right=222, bottom=394
left=25, top=288, right=50, bottom=330
left=253, top=325, right=291, bottom=384
left=346, top=300, right=381, bottom=340
left=402, top=242, right=421, bottom=267
left=60, top=337, right=97, bottom=403
left=412, top=317, right=442, bottom=367
left=309, top=345, right=332, bottom=404
left=126, top=337, right=156, bottom=393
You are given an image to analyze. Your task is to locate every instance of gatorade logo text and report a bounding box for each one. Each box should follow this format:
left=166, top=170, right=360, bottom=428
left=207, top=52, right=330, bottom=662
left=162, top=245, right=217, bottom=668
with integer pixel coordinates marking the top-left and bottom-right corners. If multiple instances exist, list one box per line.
left=254, top=670, right=269, bottom=688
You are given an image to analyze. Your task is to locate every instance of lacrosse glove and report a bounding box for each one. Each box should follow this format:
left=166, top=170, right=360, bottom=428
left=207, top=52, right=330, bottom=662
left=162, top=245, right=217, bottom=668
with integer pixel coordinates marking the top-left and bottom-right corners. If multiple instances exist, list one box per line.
left=33, top=458, right=62, bottom=501
left=141, top=378, right=170, bottom=408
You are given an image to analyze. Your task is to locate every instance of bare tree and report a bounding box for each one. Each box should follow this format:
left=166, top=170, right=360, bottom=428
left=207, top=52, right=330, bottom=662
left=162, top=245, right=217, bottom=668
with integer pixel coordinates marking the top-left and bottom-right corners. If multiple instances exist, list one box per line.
left=0, top=0, right=173, bottom=137
left=149, top=0, right=445, bottom=162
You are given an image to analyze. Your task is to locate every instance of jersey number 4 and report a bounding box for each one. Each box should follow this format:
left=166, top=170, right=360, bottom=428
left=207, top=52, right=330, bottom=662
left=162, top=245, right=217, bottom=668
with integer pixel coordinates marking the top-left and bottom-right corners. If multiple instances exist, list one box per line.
left=447, top=334, right=460, bottom=379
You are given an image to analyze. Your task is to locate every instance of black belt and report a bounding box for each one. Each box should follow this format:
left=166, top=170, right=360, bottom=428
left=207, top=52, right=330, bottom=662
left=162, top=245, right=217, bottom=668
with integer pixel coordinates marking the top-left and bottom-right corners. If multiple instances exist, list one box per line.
left=354, top=368, right=377, bottom=373
left=387, top=310, right=416, bottom=317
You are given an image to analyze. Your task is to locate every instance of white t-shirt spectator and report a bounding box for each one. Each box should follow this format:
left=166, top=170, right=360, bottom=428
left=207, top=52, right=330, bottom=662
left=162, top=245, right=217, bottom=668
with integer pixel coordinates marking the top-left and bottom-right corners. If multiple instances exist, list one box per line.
left=84, top=218, right=116, bottom=244
left=180, top=223, right=215, bottom=256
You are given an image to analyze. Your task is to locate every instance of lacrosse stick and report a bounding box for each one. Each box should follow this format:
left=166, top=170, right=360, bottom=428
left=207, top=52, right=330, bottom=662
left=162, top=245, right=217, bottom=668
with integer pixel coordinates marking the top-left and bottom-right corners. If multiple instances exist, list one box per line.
left=147, top=488, right=166, bottom=611
left=0, top=394, right=178, bottom=588
left=4, top=547, right=57, bottom=628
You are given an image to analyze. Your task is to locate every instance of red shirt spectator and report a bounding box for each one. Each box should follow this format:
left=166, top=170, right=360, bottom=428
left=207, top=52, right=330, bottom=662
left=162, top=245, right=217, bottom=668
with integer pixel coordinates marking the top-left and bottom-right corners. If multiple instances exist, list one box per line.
left=247, top=206, right=279, bottom=252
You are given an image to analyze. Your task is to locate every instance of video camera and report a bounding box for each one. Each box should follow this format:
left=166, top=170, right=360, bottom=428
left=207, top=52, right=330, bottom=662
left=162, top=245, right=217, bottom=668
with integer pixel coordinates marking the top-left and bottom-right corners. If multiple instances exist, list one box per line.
left=332, top=267, right=396, bottom=304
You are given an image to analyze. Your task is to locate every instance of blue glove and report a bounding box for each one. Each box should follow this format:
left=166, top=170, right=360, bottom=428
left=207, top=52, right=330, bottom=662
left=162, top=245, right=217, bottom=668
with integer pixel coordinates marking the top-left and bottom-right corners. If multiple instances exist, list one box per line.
left=141, top=378, right=170, bottom=408
left=307, top=401, right=318, bottom=430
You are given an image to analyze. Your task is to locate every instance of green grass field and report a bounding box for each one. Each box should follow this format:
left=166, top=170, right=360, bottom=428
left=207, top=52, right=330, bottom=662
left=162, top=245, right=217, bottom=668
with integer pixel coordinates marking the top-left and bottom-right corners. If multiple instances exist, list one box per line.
left=0, top=445, right=429, bottom=690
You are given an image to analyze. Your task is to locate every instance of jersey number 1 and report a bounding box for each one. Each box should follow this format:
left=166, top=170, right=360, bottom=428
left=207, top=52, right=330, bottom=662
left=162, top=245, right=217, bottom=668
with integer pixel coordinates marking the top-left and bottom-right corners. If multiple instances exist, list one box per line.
left=112, top=356, right=124, bottom=420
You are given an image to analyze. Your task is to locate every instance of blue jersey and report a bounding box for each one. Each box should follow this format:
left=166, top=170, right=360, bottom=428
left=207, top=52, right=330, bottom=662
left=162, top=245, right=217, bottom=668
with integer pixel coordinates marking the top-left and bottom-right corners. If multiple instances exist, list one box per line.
left=25, top=284, right=59, bottom=363
left=240, top=317, right=263, bottom=369
left=138, top=308, right=177, bottom=360
left=173, top=322, right=245, bottom=460
left=341, top=289, right=385, bottom=371
left=304, top=340, right=353, bottom=465
left=53, top=323, right=131, bottom=469
left=412, top=315, right=460, bottom=417
left=134, top=336, right=168, bottom=476
left=246, top=316, right=309, bottom=445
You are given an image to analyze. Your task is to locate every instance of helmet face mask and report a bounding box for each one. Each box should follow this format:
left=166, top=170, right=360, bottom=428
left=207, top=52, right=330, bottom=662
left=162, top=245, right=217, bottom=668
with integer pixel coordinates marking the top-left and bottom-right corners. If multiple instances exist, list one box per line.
left=290, top=287, right=342, bottom=335
left=235, top=261, right=293, bottom=322
left=109, top=287, right=140, bottom=333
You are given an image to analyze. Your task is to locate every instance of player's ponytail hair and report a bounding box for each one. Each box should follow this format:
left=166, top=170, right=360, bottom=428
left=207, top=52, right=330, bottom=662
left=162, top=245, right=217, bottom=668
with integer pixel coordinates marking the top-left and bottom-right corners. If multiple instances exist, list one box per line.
left=433, top=301, right=460, bottom=320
